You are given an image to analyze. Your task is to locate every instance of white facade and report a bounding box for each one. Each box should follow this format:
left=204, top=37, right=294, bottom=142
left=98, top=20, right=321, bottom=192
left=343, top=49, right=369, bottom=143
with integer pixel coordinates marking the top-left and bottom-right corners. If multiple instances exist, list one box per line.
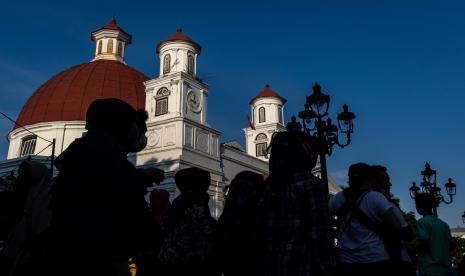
left=2, top=25, right=341, bottom=218
left=132, top=33, right=270, bottom=215
left=7, top=121, right=86, bottom=160
left=244, top=92, right=287, bottom=161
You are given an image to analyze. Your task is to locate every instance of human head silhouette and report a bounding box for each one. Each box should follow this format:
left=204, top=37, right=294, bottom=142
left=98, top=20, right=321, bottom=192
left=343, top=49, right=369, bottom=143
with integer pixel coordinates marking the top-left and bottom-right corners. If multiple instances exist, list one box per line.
left=85, top=98, right=148, bottom=153
left=415, top=193, right=436, bottom=216
left=369, top=165, right=391, bottom=196
left=175, top=167, right=211, bottom=194
left=149, top=188, right=171, bottom=212
left=226, top=171, right=264, bottom=205
left=347, top=162, right=372, bottom=191
left=268, top=131, right=319, bottom=175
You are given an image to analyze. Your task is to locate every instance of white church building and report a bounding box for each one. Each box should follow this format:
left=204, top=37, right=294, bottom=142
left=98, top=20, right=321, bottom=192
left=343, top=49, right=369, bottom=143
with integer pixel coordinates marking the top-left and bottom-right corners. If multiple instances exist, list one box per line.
left=0, top=19, right=341, bottom=216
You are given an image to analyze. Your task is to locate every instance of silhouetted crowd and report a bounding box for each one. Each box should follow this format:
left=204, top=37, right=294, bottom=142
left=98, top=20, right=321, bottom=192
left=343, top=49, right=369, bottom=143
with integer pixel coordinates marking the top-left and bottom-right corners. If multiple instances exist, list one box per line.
left=0, top=98, right=460, bottom=276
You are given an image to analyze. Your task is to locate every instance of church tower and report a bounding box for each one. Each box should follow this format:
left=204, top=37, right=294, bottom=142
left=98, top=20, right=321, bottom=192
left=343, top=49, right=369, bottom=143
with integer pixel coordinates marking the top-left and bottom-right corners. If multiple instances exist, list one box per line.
left=244, top=84, right=287, bottom=161
left=144, top=28, right=208, bottom=125
left=136, top=28, right=222, bottom=214
left=91, top=18, right=131, bottom=63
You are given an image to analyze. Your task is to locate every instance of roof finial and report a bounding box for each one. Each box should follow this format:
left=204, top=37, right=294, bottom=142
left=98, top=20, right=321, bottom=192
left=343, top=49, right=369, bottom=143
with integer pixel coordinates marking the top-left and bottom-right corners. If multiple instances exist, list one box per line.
left=265, top=83, right=270, bottom=88
left=176, top=27, right=182, bottom=33
left=106, top=17, right=118, bottom=29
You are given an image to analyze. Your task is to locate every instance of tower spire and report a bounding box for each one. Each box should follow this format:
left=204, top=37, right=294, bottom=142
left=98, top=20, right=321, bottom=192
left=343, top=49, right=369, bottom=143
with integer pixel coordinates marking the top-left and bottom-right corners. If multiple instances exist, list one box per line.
left=90, top=18, right=132, bottom=63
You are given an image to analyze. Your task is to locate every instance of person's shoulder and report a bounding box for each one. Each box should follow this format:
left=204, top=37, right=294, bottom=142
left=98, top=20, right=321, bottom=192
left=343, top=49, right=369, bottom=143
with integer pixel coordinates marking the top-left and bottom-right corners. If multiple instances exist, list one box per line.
left=332, top=191, right=346, bottom=200
left=294, top=173, right=327, bottom=195
left=362, top=191, right=394, bottom=212
left=417, top=215, right=433, bottom=226
left=437, top=217, right=451, bottom=230
left=295, top=172, right=324, bottom=185
left=365, top=190, right=390, bottom=202
left=329, top=190, right=346, bottom=207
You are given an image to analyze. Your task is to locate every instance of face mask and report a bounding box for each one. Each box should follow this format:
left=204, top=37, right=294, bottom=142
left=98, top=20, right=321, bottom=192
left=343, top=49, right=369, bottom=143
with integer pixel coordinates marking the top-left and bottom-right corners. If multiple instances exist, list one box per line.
left=127, top=122, right=147, bottom=153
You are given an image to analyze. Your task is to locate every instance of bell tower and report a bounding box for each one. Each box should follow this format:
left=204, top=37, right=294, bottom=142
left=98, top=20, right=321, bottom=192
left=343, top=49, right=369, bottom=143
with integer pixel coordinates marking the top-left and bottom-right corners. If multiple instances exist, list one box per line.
left=143, top=28, right=207, bottom=124
left=156, top=28, right=201, bottom=78
left=136, top=28, right=222, bottom=202
left=91, top=18, right=131, bottom=63
left=244, top=84, right=287, bottom=161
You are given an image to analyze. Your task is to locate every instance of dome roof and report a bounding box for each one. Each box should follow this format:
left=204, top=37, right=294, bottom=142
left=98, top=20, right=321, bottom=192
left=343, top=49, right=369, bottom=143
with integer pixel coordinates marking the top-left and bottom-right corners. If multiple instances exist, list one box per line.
left=156, top=28, right=202, bottom=54
left=250, top=84, right=287, bottom=104
left=15, top=60, right=149, bottom=129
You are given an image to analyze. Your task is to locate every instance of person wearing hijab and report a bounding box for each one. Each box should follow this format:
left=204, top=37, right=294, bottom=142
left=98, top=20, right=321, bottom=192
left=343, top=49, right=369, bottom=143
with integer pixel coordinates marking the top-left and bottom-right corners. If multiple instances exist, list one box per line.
left=50, top=98, right=164, bottom=276
left=158, top=167, right=218, bottom=276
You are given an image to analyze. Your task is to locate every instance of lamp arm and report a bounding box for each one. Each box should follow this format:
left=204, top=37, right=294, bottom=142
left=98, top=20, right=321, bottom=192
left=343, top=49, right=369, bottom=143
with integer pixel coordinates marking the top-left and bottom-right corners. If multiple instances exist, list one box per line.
left=442, top=194, right=454, bottom=204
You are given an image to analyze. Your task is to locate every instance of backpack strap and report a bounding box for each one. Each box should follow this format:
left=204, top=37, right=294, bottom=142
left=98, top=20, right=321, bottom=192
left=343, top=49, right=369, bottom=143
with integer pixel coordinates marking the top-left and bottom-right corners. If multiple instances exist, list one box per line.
left=349, top=194, right=402, bottom=262
left=350, top=200, right=384, bottom=236
left=336, top=191, right=370, bottom=240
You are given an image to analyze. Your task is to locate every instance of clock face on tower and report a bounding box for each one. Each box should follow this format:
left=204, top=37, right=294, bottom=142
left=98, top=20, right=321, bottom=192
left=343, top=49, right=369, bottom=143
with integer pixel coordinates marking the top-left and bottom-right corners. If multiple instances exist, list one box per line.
left=187, top=90, right=202, bottom=113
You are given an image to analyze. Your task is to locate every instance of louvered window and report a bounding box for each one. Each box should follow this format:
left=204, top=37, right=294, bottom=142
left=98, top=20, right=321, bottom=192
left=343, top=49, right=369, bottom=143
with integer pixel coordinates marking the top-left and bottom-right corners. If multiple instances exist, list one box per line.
left=20, top=136, right=37, bottom=157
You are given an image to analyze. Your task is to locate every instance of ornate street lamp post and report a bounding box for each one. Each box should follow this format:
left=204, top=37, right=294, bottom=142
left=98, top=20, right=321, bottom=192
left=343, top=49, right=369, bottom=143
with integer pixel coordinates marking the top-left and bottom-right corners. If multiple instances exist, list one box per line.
left=409, top=162, right=457, bottom=216
left=286, top=83, right=356, bottom=192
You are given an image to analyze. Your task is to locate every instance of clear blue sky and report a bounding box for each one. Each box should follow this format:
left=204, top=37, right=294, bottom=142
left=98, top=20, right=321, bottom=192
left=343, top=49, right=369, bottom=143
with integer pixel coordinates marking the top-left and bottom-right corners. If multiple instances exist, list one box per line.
left=1, top=0, right=464, bottom=227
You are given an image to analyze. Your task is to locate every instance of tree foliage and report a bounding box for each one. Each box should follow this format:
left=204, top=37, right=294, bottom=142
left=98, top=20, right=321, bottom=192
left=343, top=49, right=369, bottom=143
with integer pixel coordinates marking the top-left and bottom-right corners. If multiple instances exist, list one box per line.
left=451, top=236, right=465, bottom=266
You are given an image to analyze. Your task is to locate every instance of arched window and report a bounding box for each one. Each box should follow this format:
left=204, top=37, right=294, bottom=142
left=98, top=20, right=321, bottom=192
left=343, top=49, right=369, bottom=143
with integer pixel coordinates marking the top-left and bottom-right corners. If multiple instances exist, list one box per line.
left=255, top=133, right=267, bottom=141
left=117, top=42, right=123, bottom=56
left=107, top=39, right=114, bottom=53
left=97, top=41, right=102, bottom=54
left=187, top=55, right=194, bottom=75
left=163, top=54, right=171, bottom=74
left=278, top=106, right=283, bottom=124
left=155, top=87, right=170, bottom=116
left=19, top=136, right=37, bottom=157
left=255, top=133, right=268, bottom=157
left=259, top=107, right=266, bottom=123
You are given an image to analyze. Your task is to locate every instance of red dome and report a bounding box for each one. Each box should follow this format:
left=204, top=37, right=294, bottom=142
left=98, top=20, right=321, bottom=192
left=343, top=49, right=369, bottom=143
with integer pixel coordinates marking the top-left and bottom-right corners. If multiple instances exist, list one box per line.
left=15, top=60, right=149, bottom=129
left=156, top=28, right=202, bottom=54
left=250, top=84, right=287, bottom=104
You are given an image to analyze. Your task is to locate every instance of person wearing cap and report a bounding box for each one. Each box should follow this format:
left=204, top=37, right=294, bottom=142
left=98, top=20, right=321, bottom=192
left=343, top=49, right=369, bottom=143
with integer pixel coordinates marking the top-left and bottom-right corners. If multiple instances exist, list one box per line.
left=415, top=193, right=452, bottom=276
left=49, top=98, right=164, bottom=276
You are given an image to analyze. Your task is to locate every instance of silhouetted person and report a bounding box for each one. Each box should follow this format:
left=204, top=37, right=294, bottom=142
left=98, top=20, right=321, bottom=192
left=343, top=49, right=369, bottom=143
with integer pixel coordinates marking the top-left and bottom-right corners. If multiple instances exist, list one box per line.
left=1, top=160, right=52, bottom=276
left=369, top=165, right=415, bottom=275
left=137, top=188, right=171, bottom=276
left=261, top=131, right=335, bottom=276
left=330, top=163, right=408, bottom=276
left=49, top=98, right=164, bottom=276
left=415, top=193, right=452, bottom=276
left=158, top=167, right=218, bottom=276
left=149, top=188, right=171, bottom=226
left=216, top=170, right=265, bottom=276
